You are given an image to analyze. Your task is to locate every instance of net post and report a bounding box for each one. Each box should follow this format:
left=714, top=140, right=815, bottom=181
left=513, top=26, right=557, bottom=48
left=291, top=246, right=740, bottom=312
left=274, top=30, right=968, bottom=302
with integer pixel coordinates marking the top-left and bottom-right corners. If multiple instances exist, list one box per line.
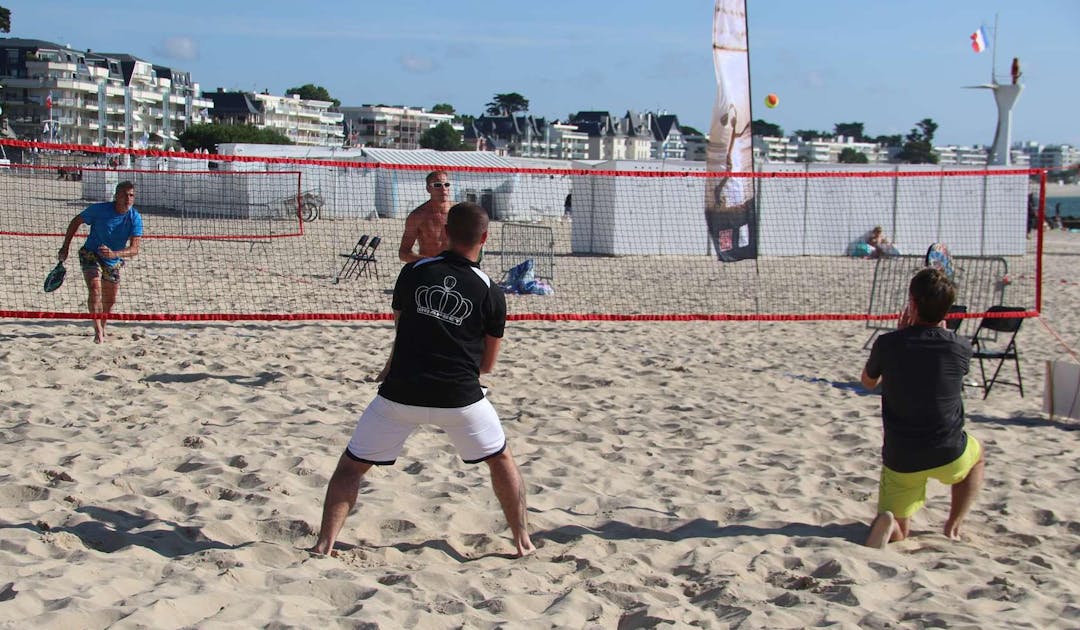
left=1035, top=169, right=1046, bottom=314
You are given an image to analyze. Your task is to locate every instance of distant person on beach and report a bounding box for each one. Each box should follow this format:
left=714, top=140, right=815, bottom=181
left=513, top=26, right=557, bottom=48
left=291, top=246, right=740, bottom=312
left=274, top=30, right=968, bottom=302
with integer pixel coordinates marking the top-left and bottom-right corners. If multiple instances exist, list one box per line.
left=311, top=202, right=535, bottom=558
left=860, top=267, right=985, bottom=548
left=867, top=226, right=897, bottom=258
left=1053, top=203, right=1063, bottom=231
left=58, top=180, right=143, bottom=344
left=1027, top=193, right=1038, bottom=238
left=398, top=170, right=452, bottom=263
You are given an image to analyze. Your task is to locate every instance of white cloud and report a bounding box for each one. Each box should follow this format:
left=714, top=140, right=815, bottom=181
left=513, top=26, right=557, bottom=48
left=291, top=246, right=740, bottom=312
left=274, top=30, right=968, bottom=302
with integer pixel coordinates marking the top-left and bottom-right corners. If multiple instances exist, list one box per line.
left=399, top=54, right=435, bottom=73
left=154, top=36, right=199, bottom=61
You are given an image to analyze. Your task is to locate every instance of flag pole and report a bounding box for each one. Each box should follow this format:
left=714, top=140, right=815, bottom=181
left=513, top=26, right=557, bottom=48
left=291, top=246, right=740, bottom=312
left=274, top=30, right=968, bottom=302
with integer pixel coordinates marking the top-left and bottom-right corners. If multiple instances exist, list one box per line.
left=990, top=13, right=999, bottom=83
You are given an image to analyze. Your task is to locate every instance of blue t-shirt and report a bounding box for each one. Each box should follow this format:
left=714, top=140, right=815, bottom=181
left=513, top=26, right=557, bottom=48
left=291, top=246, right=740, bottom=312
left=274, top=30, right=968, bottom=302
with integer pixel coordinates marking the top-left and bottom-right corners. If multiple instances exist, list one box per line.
left=80, top=202, right=144, bottom=266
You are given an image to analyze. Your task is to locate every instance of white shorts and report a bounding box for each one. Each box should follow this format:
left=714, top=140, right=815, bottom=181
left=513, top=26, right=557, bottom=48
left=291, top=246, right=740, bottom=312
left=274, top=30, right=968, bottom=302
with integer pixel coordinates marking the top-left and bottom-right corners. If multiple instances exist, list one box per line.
left=345, top=395, right=506, bottom=465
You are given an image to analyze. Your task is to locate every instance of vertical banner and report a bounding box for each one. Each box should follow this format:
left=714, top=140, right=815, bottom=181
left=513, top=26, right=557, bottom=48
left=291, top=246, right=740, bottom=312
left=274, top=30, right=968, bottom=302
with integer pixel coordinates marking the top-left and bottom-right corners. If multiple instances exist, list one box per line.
left=705, top=0, right=757, bottom=261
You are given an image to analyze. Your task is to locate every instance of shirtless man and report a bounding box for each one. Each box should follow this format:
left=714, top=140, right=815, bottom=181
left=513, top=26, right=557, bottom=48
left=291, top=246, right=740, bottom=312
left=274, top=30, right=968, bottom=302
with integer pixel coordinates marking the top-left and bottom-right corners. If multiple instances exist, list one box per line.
left=398, top=170, right=452, bottom=263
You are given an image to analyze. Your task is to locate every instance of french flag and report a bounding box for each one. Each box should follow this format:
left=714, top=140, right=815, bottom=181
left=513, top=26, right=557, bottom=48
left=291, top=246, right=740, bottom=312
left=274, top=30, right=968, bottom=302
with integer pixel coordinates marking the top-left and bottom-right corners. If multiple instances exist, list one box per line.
left=970, top=27, right=987, bottom=53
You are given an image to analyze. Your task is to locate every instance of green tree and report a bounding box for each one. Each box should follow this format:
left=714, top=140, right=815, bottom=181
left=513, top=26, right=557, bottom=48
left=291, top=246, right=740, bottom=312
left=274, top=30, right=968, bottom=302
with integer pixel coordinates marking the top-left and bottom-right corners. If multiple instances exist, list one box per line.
left=178, top=123, right=293, bottom=152
left=485, top=92, right=529, bottom=116
left=833, top=122, right=864, bottom=141
left=418, top=122, right=465, bottom=151
left=897, top=118, right=939, bottom=164
left=751, top=119, right=783, bottom=137
left=869, top=134, right=902, bottom=147
left=794, top=129, right=825, bottom=141
left=838, top=147, right=869, bottom=164
left=285, top=84, right=340, bottom=107
left=431, top=103, right=455, bottom=114
left=679, top=124, right=705, bottom=137
left=0, top=6, right=10, bottom=32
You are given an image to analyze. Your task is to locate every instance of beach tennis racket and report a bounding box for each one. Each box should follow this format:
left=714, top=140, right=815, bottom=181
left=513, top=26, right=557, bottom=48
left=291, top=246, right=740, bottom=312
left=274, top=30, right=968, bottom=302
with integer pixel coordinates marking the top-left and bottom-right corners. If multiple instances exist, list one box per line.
left=925, top=242, right=954, bottom=280
left=43, top=263, right=67, bottom=293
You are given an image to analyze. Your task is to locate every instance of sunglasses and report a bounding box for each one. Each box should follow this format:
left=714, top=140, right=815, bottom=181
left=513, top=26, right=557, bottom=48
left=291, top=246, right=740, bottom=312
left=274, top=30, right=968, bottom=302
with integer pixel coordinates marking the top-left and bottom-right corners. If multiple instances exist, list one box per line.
left=430, top=182, right=451, bottom=188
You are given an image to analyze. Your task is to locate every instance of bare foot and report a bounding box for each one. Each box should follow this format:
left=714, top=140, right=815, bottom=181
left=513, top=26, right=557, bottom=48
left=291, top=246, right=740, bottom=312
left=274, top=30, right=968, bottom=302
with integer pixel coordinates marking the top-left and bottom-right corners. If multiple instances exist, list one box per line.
left=94, top=333, right=104, bottom=344
left=866, top=511, right=896, bottom=549
left=306, top=542, right=337, bottom=557
left=943, top=518, right=963, bottom=540
left=515, top=540, right=536, bottom=558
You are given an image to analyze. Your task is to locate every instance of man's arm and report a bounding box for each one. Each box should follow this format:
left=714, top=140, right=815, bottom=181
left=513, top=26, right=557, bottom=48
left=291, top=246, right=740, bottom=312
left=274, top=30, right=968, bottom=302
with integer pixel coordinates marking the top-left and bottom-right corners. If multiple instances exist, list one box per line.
left=860, top=367, right=881, bottom=391
left=99, top=235, right=141, bottom=260
left=58, top=215, right=84, bottom=262
left=479, top=335, right=502, bottom=375
left=398, top=212, right=422, bottom=263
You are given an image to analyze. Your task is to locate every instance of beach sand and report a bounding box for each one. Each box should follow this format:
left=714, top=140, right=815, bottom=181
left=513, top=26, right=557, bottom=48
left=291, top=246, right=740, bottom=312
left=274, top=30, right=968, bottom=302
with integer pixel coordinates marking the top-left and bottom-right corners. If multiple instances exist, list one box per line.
left=1, top=232, right=1079, bottom=628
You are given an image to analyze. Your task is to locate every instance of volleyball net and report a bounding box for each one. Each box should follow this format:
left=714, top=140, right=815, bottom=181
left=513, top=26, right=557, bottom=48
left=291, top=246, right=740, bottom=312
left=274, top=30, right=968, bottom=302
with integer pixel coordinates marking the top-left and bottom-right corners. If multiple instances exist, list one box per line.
left=0, top=140, right=1045, bottom=322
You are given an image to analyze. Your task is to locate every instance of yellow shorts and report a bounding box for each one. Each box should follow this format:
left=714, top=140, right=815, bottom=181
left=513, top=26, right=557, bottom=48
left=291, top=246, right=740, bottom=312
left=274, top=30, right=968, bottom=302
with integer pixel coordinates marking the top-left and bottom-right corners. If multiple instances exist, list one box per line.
left=877, top=434, right=982, bottom=519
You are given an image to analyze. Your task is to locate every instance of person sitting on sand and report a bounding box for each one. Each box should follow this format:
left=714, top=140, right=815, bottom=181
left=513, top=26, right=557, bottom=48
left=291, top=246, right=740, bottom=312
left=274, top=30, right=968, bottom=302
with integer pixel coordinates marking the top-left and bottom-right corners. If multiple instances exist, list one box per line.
left=860, top=267, right=985, bottom=548
left=867, top=226, right=896, bottom=258
left=311, top=202, right=534, bottom=558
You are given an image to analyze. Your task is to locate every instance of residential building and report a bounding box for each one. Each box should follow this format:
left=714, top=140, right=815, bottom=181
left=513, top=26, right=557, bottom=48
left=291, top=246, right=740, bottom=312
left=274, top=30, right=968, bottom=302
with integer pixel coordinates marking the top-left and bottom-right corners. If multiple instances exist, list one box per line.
left=683, top=133, right=708, bottom=161
left=569, top=111, right=653, bottom=161
left=1017, top=142, right=1079, bottom=169
left=0, top=37, right=212, bottom=148
left=650, top=114, right=686, bottom=160
left=206, top=89, right=344, bottom=147
left=934, top=144, right=990, bottom=166
left=338, top=105, right=453, bottom=150
left=465, top=114, right=589, bottom=160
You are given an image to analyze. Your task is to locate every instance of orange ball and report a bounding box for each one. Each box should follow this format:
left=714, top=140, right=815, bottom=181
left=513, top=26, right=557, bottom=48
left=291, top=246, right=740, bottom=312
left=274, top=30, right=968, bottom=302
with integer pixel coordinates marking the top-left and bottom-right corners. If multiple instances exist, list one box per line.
left=765, top=93, right=779, bottom=108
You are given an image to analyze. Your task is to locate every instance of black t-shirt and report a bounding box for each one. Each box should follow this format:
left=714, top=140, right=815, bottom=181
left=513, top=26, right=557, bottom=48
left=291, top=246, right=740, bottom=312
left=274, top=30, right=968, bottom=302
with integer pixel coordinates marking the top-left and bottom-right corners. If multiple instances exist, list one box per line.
left=379, top=251, right=506, bottom=408
left=864, top=325, right=973, bottom=473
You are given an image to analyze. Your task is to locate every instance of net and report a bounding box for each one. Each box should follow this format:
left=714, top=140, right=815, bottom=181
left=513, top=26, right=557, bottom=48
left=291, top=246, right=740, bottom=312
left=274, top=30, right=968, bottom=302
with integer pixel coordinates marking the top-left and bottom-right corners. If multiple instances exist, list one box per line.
left=0, top=140, right=1044, bottom=323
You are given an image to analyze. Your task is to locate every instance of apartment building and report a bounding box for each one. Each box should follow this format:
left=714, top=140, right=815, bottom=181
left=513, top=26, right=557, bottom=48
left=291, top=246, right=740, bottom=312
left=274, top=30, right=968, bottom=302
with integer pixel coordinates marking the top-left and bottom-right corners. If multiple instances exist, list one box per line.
left=1017, top=142, right=1079, bottom=169
left=206, top=89, right=344, bottom=147
left=0, top=37, right=213, bottom=148
left=338, top=105, right=453, bottom=150
left=465, top=114, right=589, bottom=159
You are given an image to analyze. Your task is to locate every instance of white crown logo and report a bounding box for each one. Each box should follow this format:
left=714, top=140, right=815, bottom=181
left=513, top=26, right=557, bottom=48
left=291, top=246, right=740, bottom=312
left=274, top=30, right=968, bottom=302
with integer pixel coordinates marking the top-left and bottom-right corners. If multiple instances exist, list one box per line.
left=415, top=276, right=473, bottom=325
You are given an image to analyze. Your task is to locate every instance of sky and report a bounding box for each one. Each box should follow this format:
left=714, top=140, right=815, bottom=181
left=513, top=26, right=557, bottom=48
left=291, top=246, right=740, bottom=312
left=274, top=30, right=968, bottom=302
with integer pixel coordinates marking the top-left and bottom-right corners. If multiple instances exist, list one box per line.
left=7, top=0, right=1079, bottom=147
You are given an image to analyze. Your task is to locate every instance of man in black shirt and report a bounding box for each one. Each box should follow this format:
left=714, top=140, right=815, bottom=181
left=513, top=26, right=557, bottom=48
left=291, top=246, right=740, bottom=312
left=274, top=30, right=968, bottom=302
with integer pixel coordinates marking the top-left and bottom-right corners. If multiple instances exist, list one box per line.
left=311, top=202, right=534, bottom=558
left=861, top=267, right=985, bottom=548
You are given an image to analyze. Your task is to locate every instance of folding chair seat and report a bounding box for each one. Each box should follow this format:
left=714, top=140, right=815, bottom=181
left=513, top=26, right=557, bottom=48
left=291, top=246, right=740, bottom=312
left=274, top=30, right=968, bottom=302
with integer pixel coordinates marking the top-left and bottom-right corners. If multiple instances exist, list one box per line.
left=334, top=234, right=369, bottom=284
left=969, top=305, right=1025, bottom=399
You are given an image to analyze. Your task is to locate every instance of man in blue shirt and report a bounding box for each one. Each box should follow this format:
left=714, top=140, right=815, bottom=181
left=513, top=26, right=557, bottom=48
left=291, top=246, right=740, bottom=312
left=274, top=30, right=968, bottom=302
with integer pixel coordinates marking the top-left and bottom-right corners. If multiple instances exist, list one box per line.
left=58, top=180, right=144, bottom=343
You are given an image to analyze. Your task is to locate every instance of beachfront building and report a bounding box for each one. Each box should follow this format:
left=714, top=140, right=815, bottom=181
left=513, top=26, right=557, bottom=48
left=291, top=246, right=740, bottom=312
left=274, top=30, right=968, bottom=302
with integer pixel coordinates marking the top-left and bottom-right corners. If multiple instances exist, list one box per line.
left=683, top=133, right=708, bottom=161
left=1017, top=142, right=1080, bottom=169
left=464, top=115, right=589, bottom=159
left=206, top=90, right=344, bottom=147
left=0, top=37, right=213, bottom=148
left=754, top=136, right=800, bottom=163
left=569, top=111, right=654, bottom=161
left=650, top=114, right=687, bottom=160
left=934, top=145, right=991, bottom=166
left=338, top=105, right=453, bottom=150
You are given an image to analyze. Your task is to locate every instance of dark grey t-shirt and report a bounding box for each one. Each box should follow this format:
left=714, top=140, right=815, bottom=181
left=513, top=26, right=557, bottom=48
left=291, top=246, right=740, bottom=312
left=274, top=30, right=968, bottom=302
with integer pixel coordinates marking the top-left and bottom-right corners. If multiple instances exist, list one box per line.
left=379, top=251, right=506, bottom=408
left=864, top=325, right=973, bottom=473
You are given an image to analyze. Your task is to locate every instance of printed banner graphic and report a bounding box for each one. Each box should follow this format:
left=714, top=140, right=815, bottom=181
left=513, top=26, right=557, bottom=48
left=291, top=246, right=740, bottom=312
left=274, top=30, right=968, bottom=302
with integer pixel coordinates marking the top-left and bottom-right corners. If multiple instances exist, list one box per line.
left=705, top=0, right=757, bottom=261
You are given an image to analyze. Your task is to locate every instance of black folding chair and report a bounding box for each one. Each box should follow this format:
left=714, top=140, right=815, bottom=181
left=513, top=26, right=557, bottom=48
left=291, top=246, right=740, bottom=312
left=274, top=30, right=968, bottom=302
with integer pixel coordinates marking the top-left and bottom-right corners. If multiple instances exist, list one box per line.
left=945, top=304, right=967, bottom=333
left=355, top=236, right=381, bottom=280
left=334, top=234, right=369, bottom=284
left=969, top=305, right=1026, bottom=399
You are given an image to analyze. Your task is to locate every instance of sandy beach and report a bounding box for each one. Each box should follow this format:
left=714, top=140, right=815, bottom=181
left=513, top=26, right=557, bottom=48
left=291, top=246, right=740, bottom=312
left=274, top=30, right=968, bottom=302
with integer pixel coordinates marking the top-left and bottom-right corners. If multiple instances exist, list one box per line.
left=0, top=226, right=1077, bottom=627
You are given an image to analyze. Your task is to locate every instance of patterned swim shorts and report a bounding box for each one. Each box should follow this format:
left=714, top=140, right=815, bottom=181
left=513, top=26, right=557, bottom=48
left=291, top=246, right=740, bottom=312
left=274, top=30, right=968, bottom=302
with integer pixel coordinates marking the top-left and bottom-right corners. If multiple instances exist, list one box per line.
left=78, top=247, right=123, bottom=283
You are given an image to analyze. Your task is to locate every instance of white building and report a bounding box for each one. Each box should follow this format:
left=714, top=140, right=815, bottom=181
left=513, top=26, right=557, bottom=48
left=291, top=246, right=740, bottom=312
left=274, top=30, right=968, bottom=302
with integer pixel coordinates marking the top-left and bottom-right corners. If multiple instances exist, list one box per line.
left=0, top=38, right=213, bottom=148
left=338, top=105, right=454, bottom=150
left=207, top=90, right=344, bottom=147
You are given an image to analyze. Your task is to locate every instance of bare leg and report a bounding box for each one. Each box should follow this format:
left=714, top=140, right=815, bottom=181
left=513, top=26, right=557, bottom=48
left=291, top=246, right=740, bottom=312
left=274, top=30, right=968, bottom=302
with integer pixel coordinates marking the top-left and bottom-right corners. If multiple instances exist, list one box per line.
left=310, top=454, right=372, bottom=556
left=99, top=279, right=120, bottom=342
left=486, top=446, right=535, bottom=557
left=84, top=273, right=104, bottom=343
left=866, top=511, right=896, bottom=548
left=944, top=459, right=985, bottom=539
